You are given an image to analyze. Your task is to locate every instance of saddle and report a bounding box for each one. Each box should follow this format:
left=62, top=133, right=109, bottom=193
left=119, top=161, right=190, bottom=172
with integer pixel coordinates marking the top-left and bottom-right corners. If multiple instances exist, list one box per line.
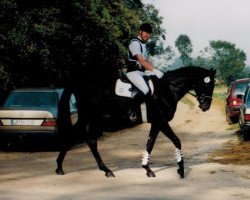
left=115, top=72, right=155, bottom=123
left=115, top=72, right=154, bottom=99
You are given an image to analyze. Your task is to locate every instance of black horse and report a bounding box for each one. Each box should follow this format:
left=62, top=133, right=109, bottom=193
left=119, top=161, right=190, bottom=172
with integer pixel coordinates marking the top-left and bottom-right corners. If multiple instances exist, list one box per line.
left=55, top=66, right=216, bottom=178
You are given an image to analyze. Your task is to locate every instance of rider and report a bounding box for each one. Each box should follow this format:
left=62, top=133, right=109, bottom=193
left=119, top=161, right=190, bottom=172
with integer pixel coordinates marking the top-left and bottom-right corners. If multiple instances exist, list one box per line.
left=126, top=23, right=164, bottom=121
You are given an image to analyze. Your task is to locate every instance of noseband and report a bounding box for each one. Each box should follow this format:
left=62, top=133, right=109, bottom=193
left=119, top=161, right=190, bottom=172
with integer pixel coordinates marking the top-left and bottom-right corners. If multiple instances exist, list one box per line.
left=188, top=92, right=213, bottom=103
left=197, top=93, right=213, bottom=103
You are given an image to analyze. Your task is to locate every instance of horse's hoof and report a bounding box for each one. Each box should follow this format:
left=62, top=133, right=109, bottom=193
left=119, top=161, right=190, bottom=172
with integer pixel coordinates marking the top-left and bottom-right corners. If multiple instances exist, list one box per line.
left=146, top=171, right=156, bottom=177
left=105, top=171, right=115, bottom=178
left=177, top=168, right=184, bottom=178
left=55, top=168, right=65, bottom=175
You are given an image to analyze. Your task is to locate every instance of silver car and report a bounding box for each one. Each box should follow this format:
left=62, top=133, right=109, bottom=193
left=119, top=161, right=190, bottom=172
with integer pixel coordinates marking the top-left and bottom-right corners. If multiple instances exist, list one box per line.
left=0, top=88, right=78, bottom=148
left=239, top=83, right=250, bottom=141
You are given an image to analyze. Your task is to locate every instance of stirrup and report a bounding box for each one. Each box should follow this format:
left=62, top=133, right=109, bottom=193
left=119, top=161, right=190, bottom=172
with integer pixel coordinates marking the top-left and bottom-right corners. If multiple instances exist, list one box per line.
left=129, top=111, right=138, bottom=122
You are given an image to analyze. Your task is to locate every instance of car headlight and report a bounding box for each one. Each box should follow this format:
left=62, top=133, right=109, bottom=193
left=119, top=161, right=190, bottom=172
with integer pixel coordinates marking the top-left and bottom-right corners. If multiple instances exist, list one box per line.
left=233, top=100, right=237, bottom=105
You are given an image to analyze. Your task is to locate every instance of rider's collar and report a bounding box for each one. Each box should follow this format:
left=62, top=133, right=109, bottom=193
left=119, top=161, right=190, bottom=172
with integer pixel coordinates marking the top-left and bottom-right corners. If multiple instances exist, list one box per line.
left=137, top=36, right=146, bottom=44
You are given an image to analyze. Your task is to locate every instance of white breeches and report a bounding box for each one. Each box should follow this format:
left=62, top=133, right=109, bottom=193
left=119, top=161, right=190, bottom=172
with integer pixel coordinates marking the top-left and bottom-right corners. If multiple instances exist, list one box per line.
left=126, top=70, right=150, bottom=95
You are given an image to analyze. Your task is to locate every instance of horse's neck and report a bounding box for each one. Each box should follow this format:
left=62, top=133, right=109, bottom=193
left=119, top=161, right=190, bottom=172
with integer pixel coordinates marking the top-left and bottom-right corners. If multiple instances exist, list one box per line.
left=175, top=81, right=193, bottom=101
left=162, top=73, right=195, bottom=101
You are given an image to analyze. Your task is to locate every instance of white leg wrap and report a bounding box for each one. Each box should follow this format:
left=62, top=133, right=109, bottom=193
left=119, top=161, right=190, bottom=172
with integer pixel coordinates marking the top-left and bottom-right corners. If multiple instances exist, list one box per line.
left=142, top=151, right=150, bottom=166
left=175, top=148, right=183, bottom=163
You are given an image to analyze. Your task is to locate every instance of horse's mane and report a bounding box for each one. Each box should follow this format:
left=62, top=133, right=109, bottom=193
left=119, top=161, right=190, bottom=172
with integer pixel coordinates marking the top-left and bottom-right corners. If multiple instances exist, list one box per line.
left=165, top=66, right=210, bottom=77
left=162, top=66, right=212, bottom=85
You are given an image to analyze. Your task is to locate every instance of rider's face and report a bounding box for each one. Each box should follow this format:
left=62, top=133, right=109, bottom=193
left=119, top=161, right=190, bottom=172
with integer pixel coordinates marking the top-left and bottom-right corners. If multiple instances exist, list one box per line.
left=140, top=31, right=151, bottom=42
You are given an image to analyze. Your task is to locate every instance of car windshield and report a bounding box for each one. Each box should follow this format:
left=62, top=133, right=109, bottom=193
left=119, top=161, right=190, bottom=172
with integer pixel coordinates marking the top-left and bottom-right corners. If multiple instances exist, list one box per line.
left=4, top=92, right=59, bottom=107
left=233, top=82, right=249, bottom=96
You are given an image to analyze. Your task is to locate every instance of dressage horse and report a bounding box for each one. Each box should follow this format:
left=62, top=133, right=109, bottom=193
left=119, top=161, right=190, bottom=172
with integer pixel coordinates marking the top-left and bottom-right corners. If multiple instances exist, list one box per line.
left=55, top=66, right=216, bottom=178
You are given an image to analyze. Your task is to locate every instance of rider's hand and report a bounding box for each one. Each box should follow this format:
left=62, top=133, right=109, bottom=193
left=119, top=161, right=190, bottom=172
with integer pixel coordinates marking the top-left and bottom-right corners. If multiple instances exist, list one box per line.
left=153, top=68, right=164, bottom=79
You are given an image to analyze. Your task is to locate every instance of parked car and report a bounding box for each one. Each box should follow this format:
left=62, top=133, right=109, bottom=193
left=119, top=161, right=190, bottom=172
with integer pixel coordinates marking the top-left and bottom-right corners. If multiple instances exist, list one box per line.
left=0, top=88, right=78, bottom=148
left=225, top=78, right=250, bottom=124
left=239, top=84, right=250, bottom=141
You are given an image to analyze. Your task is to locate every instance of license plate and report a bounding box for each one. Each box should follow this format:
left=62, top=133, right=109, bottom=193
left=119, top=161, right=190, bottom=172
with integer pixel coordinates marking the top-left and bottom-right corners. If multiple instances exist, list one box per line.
left=11, top=119, right=35, bottom=126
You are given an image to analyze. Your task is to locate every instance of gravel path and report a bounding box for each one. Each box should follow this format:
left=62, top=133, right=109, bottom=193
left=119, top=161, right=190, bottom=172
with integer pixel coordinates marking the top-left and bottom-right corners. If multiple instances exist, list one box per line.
left=0, top=94, right=249, bottom=200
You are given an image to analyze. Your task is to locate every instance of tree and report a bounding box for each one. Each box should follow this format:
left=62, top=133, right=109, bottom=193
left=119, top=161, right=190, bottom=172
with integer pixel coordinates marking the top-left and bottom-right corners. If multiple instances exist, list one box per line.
left=209, top=40, right=246, bottom=85
left=241, top=66, right=250, bottom=78
left=175, top=34, right=193, bottom=66
left=140, top=4, right=172, bottom=56
left=0, top=0, right=168, bottom=93
left=138, top=3, right=174, bottom=70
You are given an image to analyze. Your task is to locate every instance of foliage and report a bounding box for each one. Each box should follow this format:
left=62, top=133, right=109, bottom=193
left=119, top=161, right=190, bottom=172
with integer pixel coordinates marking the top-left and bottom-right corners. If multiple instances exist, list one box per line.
left=241, top=66, right=250, bottom=78
left=175, top=34, right=193, bottom=66
left=191, top=40, right=247, bottom=85
left=208, top=40, right=246, bottom=85
left=0, top=0, right=167, bottom=93
left=139, top=3, right=174, bottom=70
left=210, top=40, right=246, bottom=84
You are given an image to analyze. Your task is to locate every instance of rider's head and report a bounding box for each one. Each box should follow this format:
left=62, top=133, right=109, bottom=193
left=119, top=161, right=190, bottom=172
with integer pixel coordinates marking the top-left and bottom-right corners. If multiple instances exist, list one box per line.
left=139, top=23, right=152, bottom=42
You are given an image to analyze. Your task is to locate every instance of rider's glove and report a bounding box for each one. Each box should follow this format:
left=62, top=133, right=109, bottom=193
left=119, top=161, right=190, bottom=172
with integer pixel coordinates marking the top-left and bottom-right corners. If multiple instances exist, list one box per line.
left=153, top=68, right=164, bottom=79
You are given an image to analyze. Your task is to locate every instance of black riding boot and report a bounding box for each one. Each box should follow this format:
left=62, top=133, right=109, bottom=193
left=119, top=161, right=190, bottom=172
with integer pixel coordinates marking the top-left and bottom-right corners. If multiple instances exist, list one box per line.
left=140, top=90, right=166, bottom=123
left=129, top=91, right=158, bottom=122
left=129, top=91, right=146, bottom=122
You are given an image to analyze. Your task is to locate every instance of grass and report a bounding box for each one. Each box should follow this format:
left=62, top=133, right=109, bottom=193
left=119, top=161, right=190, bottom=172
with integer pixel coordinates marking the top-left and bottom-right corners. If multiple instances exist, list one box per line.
left=208, top=139, right=250, bottom=165
left=212, top=83, right=227, bottom=111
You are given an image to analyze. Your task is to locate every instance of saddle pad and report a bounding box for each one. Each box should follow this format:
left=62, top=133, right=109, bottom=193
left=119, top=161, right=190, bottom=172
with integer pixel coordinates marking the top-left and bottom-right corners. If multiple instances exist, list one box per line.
left=115, top=79, right=132, bottom=98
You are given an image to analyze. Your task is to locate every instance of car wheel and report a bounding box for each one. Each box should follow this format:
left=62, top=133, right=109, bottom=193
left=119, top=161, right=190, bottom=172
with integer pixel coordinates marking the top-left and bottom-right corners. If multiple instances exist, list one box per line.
left=226, top=114, right=233, bottom=125
left=226, top=115, right=238, bottom=125
left=239, top=117, right=243, bottom=129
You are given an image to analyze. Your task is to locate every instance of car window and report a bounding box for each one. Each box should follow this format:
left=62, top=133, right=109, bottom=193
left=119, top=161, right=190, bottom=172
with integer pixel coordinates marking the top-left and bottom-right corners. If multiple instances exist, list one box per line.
left=4, top=92, right=59, bottom=107
left=233, top=82, right=249, bottom=96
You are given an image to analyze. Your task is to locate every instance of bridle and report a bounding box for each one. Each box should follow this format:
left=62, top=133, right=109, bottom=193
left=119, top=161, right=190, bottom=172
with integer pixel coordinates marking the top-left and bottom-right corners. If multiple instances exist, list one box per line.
left=188, top=91, right=213, bottom=103
left=190, top=78, right=214, bottom=104
left=196, top=93, right=213, bottom=104
left=167, top=81, right=214, bottom=103
left=157, top=70, right=215, bottom=104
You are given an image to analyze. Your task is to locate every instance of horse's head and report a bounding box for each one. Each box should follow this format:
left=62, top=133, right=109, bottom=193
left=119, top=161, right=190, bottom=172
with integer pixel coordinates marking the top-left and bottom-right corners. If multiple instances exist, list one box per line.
left=193, top=68, right=216, bottom=112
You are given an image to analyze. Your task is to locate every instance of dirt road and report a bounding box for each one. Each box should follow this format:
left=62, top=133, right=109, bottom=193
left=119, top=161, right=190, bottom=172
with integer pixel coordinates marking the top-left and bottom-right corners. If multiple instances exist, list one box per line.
left=0, top=94, right=250, bottom=200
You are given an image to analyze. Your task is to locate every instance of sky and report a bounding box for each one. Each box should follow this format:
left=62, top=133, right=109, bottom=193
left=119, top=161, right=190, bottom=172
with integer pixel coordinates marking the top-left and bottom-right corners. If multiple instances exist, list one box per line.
left=142, top=0, right=250, bottom=66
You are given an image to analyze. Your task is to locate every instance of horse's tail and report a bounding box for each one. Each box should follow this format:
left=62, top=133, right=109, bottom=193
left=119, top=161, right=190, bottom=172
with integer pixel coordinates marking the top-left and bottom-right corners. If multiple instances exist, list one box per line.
left=57, top=87, right=74, bottom=138
left=57, top=86, right=103, bottom=144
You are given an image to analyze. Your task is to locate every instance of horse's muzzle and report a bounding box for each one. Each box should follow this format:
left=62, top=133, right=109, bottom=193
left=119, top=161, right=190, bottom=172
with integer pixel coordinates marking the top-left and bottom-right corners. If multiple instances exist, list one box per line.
left=198, top=95, right=212, bottom=112
left=199, top=103, right=211, bottom=112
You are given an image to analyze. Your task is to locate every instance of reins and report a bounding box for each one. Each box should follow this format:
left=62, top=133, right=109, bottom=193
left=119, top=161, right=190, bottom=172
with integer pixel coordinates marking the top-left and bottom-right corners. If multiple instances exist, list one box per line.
left=166, top=79, right=213, bottom=101
left=187, top=89, right=213, bottom=101
left=187, top=91, right=197, bottom=98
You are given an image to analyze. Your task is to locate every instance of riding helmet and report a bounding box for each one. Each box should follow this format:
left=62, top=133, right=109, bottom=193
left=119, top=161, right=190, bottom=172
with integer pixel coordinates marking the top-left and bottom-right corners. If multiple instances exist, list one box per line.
left=139, top=23, right=152, bottom=33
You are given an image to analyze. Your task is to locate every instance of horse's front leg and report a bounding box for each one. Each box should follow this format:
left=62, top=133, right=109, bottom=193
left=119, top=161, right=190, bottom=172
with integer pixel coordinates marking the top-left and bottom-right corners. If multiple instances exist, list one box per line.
left=87, top=138, right=115, bottom=177
left=161, top=122, right=184, bottom=178
left=142, top=123, right=160, bottom=177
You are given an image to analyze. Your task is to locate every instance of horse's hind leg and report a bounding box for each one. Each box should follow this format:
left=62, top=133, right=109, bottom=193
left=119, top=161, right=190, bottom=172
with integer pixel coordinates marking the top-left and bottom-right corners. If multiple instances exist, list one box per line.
left=142, top=123, right=160, bottom=177
left=161, top=123, right=184, bottom=178
left=55, top=147, right=69, bottom=175
left=87, top=138, right=115, bottom=177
